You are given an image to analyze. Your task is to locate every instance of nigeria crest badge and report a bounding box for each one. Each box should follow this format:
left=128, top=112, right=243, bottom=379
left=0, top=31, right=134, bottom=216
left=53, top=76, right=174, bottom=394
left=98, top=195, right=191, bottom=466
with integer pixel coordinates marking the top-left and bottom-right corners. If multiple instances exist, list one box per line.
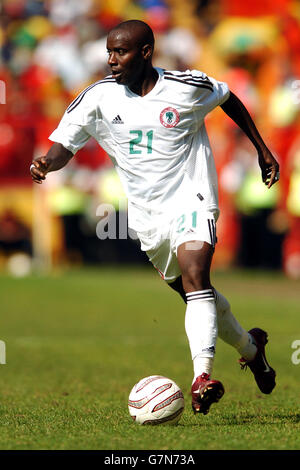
left=160, top=107, right=180, bottom=128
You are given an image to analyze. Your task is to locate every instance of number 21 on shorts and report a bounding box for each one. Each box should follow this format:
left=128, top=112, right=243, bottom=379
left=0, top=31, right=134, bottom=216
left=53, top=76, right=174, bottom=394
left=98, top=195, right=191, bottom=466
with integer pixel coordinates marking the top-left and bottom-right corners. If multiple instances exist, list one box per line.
left=176, top=211, right=197, bottom=233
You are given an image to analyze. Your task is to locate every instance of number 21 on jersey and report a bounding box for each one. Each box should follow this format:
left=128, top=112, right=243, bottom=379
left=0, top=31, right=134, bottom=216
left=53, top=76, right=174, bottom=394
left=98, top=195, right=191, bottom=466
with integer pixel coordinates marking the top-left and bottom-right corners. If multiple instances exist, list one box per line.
left=129, top=130, right=153, bottom=154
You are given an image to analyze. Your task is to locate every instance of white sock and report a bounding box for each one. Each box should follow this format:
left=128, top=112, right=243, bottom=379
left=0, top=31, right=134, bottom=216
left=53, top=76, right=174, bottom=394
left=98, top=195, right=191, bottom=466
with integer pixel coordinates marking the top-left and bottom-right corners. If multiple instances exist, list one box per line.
left=192, top=356, right=214, bottom=382
left=214, top=289, right=257, bottom=361
left=185, top=289, right=218, bottom=383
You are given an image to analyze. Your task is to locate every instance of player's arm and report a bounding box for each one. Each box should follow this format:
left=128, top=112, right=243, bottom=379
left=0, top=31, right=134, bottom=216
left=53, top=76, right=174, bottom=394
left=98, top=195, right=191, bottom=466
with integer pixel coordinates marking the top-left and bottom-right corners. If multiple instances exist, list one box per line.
left=30, top=143, right=73, bottom=184
left=220, top=91, right=279, bottom=188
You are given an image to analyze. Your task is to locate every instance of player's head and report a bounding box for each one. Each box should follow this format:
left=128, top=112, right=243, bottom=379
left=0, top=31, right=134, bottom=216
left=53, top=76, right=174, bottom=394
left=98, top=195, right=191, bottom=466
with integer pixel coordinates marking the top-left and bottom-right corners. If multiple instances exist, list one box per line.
left=106, top=20, right=155, bottom=86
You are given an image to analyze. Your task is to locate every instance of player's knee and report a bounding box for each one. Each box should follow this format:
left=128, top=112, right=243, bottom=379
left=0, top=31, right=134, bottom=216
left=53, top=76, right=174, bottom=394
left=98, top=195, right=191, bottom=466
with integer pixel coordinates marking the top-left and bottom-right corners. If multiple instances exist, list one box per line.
left=182, top=264, right=211, bottom=292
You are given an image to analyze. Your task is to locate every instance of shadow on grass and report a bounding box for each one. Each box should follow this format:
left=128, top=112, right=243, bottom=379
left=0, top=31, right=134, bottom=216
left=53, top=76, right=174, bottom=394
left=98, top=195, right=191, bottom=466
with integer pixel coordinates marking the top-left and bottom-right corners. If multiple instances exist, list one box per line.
left=182, top=412, right=300, bottom=427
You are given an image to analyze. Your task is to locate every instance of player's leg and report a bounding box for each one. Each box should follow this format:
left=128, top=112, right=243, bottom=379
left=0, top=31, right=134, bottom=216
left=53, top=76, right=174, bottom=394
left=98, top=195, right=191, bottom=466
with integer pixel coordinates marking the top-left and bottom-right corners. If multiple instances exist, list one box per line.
left=169, top=276, right=276, bottom=395
left=213, top=289, right=255, bottom=358
left=147, top=232, right=226, bottom=413
left=176, top=240, right=224, bottom=414
left=214, top=289, right=276, bottom=393
left=168, top=275, right=256, bottom=358
left=169, top=275, right=257, bottom=359
left=176, top=241, right=217, bottom=380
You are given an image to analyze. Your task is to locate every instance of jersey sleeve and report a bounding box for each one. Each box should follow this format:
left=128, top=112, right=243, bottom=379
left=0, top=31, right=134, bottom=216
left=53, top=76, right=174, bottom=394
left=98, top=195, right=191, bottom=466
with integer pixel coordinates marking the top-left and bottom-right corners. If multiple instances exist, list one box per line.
left=49, top=91, right=97, bottom=155
left=190, top=70, right=230, bottom=117
left=207, top=75, right=230, bottom=107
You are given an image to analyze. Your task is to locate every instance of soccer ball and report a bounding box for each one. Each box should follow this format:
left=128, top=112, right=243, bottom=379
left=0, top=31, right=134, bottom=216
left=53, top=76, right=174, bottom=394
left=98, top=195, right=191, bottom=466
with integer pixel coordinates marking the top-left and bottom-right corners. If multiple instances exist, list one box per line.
left=128, top=375, right=184, bottom=425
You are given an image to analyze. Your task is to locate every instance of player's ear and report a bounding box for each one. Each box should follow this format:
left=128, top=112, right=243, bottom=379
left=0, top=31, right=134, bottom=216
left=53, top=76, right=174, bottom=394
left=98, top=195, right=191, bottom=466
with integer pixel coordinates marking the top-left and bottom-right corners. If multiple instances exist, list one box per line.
left=142, top=44, right=153, bottom=60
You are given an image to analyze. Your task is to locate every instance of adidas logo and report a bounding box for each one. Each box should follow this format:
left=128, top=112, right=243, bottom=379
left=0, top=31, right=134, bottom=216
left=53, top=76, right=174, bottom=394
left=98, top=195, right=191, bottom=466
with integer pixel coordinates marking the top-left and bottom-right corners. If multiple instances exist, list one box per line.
left=112, top=115, right=124, bottom=124
left=201, top=346, right=216, bottom=354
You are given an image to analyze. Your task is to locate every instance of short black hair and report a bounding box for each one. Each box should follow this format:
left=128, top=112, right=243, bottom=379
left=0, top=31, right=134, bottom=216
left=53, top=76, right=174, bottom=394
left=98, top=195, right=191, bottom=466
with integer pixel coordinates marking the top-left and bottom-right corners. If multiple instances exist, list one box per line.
left=110, top=20, right=155, bottom=49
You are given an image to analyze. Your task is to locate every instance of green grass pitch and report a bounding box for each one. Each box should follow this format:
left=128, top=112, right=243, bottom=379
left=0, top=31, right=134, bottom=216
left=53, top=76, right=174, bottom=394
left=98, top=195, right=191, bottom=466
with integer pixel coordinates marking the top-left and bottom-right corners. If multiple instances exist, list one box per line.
left=0, top=266, right=299, bottom=450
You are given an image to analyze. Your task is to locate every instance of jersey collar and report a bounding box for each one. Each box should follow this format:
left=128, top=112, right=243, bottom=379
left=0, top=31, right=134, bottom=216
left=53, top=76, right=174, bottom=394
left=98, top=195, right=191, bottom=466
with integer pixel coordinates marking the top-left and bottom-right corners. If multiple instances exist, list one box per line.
left=125, top=68, right=164, bottom=99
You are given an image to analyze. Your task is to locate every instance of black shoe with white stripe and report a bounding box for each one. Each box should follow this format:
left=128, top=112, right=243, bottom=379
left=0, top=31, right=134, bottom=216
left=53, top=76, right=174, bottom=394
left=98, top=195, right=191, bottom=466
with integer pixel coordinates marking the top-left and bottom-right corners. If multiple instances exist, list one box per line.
left=239, top=328, right=276, bottom=394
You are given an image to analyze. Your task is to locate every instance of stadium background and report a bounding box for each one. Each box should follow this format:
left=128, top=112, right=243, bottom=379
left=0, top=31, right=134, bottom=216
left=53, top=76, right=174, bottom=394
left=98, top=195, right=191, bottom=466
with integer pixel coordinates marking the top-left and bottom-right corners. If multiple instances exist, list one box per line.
left=0, top=0, right=300, bottom=278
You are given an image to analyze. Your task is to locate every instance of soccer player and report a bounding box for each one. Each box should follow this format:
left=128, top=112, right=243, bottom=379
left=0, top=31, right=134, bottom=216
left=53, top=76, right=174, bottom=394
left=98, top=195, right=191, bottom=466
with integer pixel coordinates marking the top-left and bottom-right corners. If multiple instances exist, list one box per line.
left=30, top=20, right=279, bottom=415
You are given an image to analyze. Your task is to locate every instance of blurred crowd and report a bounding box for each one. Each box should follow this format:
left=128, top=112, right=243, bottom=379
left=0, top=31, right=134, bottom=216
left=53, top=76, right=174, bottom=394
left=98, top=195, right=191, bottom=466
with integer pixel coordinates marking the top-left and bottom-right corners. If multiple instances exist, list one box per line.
left=0, top=0, right=300, bottom=278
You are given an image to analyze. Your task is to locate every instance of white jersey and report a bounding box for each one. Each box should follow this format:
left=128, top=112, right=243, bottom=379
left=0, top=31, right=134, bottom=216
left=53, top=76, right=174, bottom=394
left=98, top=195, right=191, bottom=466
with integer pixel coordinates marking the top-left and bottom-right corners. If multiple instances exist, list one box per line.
left=49, top=67, right=229, bottom=241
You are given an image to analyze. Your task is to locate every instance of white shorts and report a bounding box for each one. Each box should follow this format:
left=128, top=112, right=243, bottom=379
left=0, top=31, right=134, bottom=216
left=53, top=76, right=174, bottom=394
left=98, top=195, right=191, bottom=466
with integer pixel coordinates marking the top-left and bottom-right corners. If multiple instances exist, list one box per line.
left=144, top=209, right=219, bottom=283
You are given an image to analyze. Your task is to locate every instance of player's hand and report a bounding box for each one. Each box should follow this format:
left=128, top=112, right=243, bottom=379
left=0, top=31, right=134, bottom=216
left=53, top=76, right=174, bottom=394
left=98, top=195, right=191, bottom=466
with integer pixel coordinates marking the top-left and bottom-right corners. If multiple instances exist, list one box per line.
left=30, top=157, right=51, bottom=184
left=258, top=148, right=280, bottom=189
